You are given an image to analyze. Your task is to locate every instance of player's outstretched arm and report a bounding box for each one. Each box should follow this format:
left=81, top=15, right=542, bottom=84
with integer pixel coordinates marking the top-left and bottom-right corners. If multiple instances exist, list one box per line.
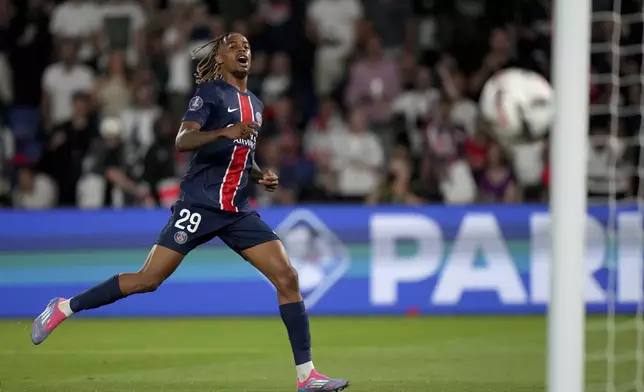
left=175, top=120, right=258, bottom=152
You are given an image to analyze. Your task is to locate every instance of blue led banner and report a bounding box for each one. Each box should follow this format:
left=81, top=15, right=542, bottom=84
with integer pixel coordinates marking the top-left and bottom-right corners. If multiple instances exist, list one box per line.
left=0, top=205, right=641, bottom=317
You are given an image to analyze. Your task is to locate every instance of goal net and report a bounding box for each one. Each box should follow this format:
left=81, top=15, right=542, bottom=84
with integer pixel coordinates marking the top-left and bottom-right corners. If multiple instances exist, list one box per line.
left=584, top=0, right=643, bottom=391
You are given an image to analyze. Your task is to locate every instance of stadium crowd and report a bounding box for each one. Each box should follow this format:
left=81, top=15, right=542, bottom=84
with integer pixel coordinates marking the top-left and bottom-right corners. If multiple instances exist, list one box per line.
left=0, top=0, right=641, bottom=209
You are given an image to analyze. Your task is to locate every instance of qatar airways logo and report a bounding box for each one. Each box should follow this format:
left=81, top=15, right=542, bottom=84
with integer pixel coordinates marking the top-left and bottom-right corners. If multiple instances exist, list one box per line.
left=226, top=123, right=257, bottom=149
left=234, top=132, right=256, bottom=149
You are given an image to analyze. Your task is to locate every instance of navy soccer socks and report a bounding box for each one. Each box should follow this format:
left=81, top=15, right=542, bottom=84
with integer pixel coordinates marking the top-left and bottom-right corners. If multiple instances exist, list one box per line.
left=69, top=274, right=126, bottom=313
left=279, top=301, right=314, bottom=380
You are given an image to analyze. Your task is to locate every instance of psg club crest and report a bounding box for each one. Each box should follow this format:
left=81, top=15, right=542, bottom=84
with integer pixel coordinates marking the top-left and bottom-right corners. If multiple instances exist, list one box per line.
left=273, top=209, right=350, bottom=309
left=174, top=231, right=188, bottom=244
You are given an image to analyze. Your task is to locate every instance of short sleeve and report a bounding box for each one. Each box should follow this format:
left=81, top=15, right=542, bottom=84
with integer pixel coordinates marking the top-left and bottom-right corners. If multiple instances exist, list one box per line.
left=182, top=84, right=219, bottom=127
left=49, top=6, right=64, bottom=35
left=350, top=0, right=363, bottom=19
left=42, top=67, right=55, bottom=93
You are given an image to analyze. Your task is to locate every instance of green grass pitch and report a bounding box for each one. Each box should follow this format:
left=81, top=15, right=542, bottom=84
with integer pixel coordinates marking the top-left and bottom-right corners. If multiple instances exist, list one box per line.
left=0, top=316, right=636, bottom=392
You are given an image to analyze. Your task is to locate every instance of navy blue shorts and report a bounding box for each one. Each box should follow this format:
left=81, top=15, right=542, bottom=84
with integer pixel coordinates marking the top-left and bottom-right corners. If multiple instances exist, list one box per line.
left=157, top=201, right=280, bottom=255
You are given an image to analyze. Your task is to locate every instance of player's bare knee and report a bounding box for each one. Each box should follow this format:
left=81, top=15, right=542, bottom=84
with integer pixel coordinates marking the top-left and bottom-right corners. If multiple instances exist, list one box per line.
left=274, top=265, right=299, bottom=296
left=133, top=272, right=164, bottom=293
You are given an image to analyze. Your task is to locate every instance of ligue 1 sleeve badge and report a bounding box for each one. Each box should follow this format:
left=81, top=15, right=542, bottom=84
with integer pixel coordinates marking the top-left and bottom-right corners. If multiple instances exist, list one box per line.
left=255, top=112, right=262, bottom=126
left=188, top=96, right=203, bottom=111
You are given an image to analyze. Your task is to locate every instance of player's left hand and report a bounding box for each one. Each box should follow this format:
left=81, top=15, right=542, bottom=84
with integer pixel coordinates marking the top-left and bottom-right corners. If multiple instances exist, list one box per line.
left=258, top=169, right=279, bottom=192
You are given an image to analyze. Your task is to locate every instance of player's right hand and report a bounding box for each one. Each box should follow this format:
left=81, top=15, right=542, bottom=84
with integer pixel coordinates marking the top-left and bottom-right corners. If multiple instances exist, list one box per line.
left=220, top=121, right=259, bottom=140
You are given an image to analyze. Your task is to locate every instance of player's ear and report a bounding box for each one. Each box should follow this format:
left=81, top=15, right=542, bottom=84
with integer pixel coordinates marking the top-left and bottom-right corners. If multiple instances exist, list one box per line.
left=215, top=54, right=223, bottom=65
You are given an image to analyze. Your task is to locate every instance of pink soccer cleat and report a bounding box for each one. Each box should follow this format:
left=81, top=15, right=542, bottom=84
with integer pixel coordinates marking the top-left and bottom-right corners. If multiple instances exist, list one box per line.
left=31, top=297, right=69, bottom=345
left=297, top=369, right=349, bottom=392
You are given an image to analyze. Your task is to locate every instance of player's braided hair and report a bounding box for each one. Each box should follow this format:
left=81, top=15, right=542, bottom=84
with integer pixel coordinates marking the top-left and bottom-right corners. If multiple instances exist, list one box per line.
left=192, top=33, right=231, bottom=84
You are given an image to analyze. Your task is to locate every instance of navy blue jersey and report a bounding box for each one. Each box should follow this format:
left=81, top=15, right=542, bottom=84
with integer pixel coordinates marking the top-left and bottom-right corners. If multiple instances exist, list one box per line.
left=180, top=79, right=263, bottom=212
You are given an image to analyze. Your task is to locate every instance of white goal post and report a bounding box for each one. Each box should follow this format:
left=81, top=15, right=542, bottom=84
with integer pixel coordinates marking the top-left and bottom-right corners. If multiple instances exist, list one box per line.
left=547, top=2, right=592, bottom=392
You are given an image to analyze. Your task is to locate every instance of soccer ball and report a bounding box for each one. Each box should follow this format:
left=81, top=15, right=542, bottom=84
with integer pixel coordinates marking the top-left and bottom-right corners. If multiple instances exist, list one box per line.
left=479, top=68, right=554, bottom=143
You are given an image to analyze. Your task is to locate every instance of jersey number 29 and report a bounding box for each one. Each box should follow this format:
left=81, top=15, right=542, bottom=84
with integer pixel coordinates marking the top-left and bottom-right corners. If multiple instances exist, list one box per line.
left=174, top=209, right=202, bottom=233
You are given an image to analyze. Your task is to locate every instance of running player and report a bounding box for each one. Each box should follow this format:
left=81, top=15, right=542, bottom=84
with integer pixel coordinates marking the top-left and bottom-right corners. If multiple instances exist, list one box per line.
left=31, top=32, right=349, bottom=392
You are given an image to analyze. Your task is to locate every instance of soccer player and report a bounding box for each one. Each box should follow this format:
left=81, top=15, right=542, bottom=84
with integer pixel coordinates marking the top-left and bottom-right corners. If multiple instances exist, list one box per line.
left=31, top=33, right=349, bottom=392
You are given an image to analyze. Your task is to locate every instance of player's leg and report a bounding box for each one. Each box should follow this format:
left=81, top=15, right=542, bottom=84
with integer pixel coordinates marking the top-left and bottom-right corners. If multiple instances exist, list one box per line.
left=241, top=241, right=348, bottom=391
left=69, top=245, right=184, bottom=311
left=31, top=245, right=184, bottom=345
left=221, top=213, right=348, bottom=391
left=31, top=201, right=213, bottom=345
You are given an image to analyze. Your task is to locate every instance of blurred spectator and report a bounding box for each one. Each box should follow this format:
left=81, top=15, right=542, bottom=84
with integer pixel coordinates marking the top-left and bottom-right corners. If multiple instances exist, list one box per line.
left=408, top=156, right=444, bottom=204
left=424, top=97, right=466, bottom=161
left=2, top=0, right=641, bottom=208
left=438, top=156, right=477, bottom=205
left=363, top=0, right=414, bottom=57
left=518, top=0, right=551, bottom=75
left=345, top=34, right=400, bottom=126
left=7, top=0, right=52, bottom=156
left=469, top=28, right=514, bottom=97
left=146, top=31, right=169, bottom=99
left=477, top=142, right=519, bottom=203
left=396, top=49, right=418, bottom=90
left=0, top=0, right=11, bottom=53
left=143, top=113, right=179, bottom=207
left=121, top=85, right=162, bottom=165
left=437, top=58, right=478, bottom=135
left=247, top=51, right=267, bottom=96
left=94, top=51, right=132, bottom=118
left=140, top=0, right=166, bottom=31
left=12, top=165, right=57, bottom=210
left=307, top=0, right=363, bottom=96
left=367, top=146, right=413, bottom=204
left=49, top=0, right=100, bottom=64
left=276, top=138, right=317, bottom=204
left=98, top=0, right=147, bottom=67
left=254, top=0, right=299, bottom=54
left=40, top=92, right=98, bottom=206
left=331, top=108, right=384, bottom=202
left=512, top=139, right=546, bottom=202
left=261, top=95, right=297, bottom=141
left=78, top=117, right=151, bottom=208
left=303, top=97, right=345, bottom=198
left=587, top=123, right=631, bottom=201
left=187, top=4, right=219, bottom=63
left=163, top=3, right=194, bottom=119
left=392, top=66, right=439, bottom=155
left=463, top=118, right=490, bottom=177
left=0, top=52, right=12, bottom=110
left=0, top=122, right=13, bottom=205
left=262, top=52, right=292, bottom=106
left=42, top=39, right=95, bottom=129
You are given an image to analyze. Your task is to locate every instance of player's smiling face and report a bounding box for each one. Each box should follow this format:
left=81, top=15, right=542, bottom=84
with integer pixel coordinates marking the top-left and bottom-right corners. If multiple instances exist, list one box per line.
left=219, top=33, right=251, bottom=78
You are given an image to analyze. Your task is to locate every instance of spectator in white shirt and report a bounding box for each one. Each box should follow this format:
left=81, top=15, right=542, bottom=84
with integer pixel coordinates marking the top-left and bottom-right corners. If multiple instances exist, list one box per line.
left=120, top=85, right=162, bottom=165
left=331, top=108, right=384, bottom=202
left=392, top=66, right=440, bottom=155
left=303, top=98, right=346, bottom=196
left=436, top=55, right=478, bottom=135
left=587, top=125, right=631, bottom=201
left=42, top=39, right=95, bottom=129
left=98, top=0, right=147, bottom=67
left=307, top=0, right=363, bottom=96
left=12, top=165, right=58, bottom=210
left=511, top=140, right=546, bottom=201
left=262, top=52, right=293, bottom=107
left=49, top=0, right=101, bottom=63
left=163, top=2, right=194, bottom=119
